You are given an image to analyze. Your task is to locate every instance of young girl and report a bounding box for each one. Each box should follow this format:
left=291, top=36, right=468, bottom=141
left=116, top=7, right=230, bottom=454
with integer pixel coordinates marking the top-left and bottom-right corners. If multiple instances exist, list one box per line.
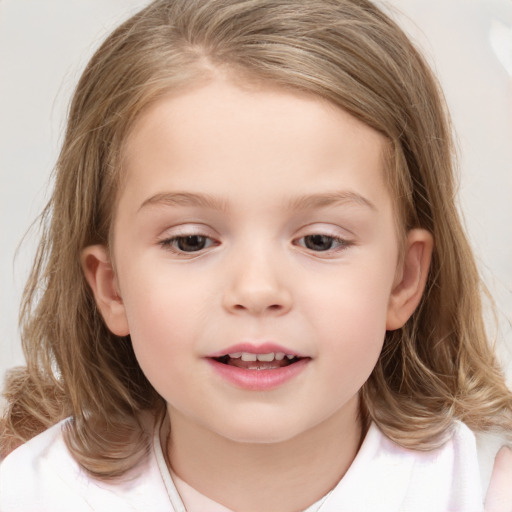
left=1, top=0, right=511, bottom=510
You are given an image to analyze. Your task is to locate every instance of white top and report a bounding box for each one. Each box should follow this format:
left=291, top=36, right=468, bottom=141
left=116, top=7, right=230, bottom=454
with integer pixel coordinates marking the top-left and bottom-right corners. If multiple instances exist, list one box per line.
left=0, top=417, right=494, bottom=511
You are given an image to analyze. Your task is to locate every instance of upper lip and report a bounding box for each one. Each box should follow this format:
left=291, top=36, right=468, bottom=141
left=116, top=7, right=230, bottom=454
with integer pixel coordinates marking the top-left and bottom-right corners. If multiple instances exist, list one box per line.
left=207, top=342, right=307, bottom=359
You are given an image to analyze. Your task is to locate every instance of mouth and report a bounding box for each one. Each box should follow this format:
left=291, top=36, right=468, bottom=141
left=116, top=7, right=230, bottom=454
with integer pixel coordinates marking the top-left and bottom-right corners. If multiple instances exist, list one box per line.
left=212, top=351, right=304, bottom=370
left=207, top=346, right=310, bottom=390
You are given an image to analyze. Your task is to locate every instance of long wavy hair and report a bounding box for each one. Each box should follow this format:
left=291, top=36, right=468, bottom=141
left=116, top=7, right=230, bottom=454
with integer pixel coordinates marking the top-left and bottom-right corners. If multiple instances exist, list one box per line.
left=2, top=0, right=511, bottom=476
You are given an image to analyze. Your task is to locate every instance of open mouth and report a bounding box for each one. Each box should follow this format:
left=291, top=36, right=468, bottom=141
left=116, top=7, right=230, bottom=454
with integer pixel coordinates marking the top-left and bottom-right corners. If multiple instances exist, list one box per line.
left=207, top=349, right=310, bottom=389
left=212, top=352, right=303, bottom=370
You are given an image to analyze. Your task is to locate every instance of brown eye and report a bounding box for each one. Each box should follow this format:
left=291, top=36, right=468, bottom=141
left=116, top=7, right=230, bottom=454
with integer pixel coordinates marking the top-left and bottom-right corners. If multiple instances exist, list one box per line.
left=176, top=235, right=208, bottom=252
left=303, top=235, right=336, bottom=251
left=294, top=233, right=351, bottom=254
left=160, top=234, right=216, bottom=253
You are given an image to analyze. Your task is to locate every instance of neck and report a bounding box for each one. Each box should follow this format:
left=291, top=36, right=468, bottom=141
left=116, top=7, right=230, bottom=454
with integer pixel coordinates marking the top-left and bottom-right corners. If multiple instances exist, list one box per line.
left=165, top=397, right=363, bottom=512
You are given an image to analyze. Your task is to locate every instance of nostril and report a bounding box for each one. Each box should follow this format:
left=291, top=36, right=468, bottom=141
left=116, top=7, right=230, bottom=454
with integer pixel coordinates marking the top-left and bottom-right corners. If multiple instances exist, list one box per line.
left=232, top=303, right=281, bottom=311
left=222, top=287, right=292, bottom=316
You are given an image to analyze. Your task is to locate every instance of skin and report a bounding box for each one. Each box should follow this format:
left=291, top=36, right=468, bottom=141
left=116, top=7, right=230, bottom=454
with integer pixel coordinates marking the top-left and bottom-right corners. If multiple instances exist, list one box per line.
left=485, top=446, right=512, bottom=512
left=83, top=77, right=435, bottom=512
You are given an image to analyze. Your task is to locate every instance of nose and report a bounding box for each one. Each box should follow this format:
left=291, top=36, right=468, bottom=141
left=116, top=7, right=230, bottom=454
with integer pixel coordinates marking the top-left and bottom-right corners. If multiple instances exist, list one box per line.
left=222, top=247, right=292, bottom=317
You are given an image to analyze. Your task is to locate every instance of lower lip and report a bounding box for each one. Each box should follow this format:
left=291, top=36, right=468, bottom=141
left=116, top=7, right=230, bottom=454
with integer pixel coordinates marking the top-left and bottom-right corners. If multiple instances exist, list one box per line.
left=206, top=358, right=310, bottom=391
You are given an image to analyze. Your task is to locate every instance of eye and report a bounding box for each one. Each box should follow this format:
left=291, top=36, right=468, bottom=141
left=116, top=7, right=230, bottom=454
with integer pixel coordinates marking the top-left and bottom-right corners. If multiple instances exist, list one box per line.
left=295, top=234, right=350, bottom=252
left=160, top=234, right=216, bottom=253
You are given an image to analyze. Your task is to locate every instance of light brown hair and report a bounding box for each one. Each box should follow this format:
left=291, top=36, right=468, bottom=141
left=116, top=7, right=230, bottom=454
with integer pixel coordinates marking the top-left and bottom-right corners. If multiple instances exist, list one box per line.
left=2, top=0, right=511, bottom=477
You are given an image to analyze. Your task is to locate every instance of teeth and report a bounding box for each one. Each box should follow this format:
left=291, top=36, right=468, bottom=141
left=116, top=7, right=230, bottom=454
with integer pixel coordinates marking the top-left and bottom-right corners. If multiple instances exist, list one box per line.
left=229, top=351, right=297, bottom=362
left=256, top=353, right=274, bottom=362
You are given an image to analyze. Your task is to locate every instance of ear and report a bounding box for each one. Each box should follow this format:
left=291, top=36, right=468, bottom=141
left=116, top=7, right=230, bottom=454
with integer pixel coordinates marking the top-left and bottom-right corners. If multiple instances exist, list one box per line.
left=81, top=244, right=130, bottom=336
left=386, top=229, right=433, bottom=330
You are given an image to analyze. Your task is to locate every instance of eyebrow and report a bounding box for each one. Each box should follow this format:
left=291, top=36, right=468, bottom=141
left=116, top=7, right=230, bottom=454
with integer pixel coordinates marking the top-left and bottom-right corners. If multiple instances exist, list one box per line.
left=139, top=192, right=229, bottom=212
left=138, top=190, right=376, bottom=213
left=287, top=191, right=377, bottom=212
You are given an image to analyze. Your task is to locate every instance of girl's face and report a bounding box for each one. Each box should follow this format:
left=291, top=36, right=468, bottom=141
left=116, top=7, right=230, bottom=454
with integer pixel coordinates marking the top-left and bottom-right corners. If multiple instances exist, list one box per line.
left=85, top=77, right=431, bottom=445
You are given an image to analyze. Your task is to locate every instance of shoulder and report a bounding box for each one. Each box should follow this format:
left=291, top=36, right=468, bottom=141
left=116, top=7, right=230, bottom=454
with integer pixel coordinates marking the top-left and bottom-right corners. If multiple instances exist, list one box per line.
left=0, top=419, right=93, bottom=511
left=0, top=417, right=174, bottom=512
left=377, top=421, right=484, bottom=509
left=322, top=421, right=485, bottom=512
left=0, top=418, right=71, bottom=468
left=395, top=422, right=485, bottom=511
left=475, top=426, right=512, bottom=492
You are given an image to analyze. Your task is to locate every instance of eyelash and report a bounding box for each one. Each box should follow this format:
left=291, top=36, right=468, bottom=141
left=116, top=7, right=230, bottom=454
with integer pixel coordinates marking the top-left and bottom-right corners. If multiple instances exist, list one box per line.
left=158, top=233, right=352, bottom=256
left=293, top=234, right=352, bottom=253
left=159, top=234, right=218, bottom=255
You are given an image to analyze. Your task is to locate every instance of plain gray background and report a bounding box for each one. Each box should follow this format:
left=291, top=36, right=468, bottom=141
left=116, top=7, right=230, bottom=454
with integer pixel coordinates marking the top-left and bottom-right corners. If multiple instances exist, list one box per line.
left=1, top=0, right=511, bottom=401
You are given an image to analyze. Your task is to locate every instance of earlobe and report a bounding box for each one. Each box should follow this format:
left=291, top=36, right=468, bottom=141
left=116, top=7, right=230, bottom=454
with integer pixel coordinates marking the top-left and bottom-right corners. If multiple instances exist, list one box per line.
left=386, top=229, right=434, bottom=331
left=81, top=245, right=130, bottom=336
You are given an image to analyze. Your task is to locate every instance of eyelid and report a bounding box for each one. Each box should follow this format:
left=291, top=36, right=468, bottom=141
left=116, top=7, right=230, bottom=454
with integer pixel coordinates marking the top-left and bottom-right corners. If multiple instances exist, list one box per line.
left=160, top=235, right=217, bottom=252
left=292, top=224, right=355, bottom=255
left=157, top=223, right=217, bottom=239
left=157, top=224, right=220, bottom=255
left=293, top=234, right=352, bottom=252
left=294, top=223, right=355, bottom=240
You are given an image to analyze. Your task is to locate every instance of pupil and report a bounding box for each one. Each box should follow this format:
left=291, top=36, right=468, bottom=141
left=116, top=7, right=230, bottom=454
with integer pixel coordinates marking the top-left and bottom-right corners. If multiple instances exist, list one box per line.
left=178, top=235, right=206, bottom=252
left=305, top=235, right=333, bottom=251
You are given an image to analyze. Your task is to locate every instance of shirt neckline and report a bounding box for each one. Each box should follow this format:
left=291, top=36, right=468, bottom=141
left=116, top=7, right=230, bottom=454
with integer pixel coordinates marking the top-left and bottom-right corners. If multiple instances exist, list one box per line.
left=151, top=413, right=367, bottom=512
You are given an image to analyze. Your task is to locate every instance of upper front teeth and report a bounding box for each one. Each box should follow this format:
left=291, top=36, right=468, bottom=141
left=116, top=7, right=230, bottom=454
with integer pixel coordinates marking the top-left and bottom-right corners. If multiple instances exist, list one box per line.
left=228, top=352, right=293, bottom=362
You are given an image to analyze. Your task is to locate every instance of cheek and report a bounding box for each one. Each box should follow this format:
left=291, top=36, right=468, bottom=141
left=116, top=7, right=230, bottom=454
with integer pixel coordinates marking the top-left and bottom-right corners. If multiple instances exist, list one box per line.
left=122, top=290, right=201, bottom=405
left=322, top=287, right=388, bottom=367
left=118, top=272, right=208, bottom=376
left=120, top=260, right=209, bottom=331
left=308, top=251, right=395, bottom=330
left=303, top=252, right=397, bottom=377
left=314, top=293, right=388, bottom=405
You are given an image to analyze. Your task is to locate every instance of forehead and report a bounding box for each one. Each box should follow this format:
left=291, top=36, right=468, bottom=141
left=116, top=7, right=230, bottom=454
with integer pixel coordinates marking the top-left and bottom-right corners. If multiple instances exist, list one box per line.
left=119, top=77, right=391, bottom=215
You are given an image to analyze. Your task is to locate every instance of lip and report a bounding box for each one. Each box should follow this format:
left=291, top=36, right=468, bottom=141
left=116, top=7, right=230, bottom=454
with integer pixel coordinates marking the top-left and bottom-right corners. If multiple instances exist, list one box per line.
left=206, top=356, right=310, bottom=391
left=207, top=342, right=307, bottom=359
